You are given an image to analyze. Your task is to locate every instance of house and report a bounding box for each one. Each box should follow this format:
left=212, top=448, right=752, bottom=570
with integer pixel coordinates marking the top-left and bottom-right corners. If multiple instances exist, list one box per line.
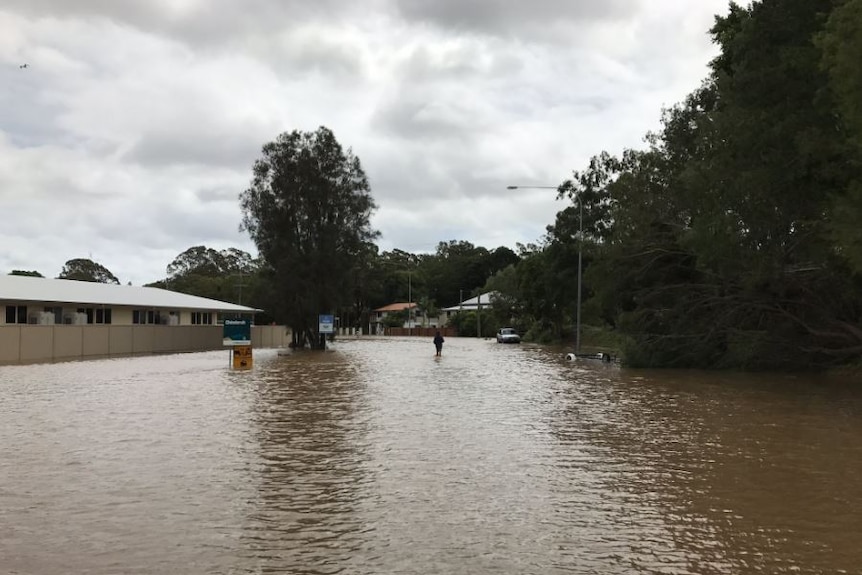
left=441, top=292, right=496, bottom=323
left=0, top=274, right=289, bottom=364
left=370, top=301, right=442, bottom=334
left=1, top=274, right=258, bottom=326
left=371, top=302, right=418, bottom=334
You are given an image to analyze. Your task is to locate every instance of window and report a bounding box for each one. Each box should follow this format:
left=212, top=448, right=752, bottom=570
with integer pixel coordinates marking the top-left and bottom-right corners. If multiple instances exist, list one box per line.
left=44, top=306, right=63, bottom=324
left=133, top=310, right=151, bottom=324
left=6, top=305, right=28, bottom=324
left=94, top=308, right=112, bottom=324
left=77, top=308, right=94, bottom=324
left=191, top=312, right=213, bottom=325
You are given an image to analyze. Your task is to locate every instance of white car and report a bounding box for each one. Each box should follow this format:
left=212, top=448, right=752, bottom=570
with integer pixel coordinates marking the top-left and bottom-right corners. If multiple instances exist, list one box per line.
left=496, top=327, right=521, bottom=343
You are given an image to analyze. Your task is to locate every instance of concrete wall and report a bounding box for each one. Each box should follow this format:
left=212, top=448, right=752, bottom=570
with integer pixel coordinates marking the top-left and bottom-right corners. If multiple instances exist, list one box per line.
left=0, top=324, right=292, bottom=365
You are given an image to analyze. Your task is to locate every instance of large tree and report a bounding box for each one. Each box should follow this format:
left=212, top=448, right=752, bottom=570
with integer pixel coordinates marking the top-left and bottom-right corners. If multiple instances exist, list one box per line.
left=819, top=0, right=862, bottom=274
left=58, top=258, right=120, bottom=284
left=166, top=245, right=255, bottom=278
left=147, top=246, right=266, bottom=311
left=240, top=127, right=379, bottom=348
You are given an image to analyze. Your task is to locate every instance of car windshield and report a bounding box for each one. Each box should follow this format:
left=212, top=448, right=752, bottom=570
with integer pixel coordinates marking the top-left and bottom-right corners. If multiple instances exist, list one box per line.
left=501, top=328, right=515, bottom=334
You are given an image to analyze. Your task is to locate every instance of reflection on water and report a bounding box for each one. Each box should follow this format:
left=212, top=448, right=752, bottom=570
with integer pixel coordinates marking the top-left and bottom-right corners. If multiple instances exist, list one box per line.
left=1, top=338, right=861, bottom=574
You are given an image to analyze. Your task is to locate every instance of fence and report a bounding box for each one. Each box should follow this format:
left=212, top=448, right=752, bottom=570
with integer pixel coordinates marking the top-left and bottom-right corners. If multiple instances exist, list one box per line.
left=0, top=324, right=291, bottom=365
left=383, top=327, right=458, bottom=338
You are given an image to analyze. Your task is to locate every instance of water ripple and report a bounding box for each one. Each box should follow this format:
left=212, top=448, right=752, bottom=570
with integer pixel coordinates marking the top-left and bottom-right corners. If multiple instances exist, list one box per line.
left=2, top=341, right=861, bottom=574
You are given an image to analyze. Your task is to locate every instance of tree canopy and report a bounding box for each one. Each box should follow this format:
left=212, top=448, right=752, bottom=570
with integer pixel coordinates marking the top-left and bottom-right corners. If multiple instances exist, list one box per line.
left=533, top=0, right=862, bottom=369
left=58, top=259, right=120, bottom=284
left=143, top=246, right=267, bottom=315
left=239, top=126, right=379, bottom=347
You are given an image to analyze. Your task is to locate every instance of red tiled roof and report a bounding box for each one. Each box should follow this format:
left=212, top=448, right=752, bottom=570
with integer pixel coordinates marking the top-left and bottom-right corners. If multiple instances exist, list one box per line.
left=373, top=302, right=418, bottom=312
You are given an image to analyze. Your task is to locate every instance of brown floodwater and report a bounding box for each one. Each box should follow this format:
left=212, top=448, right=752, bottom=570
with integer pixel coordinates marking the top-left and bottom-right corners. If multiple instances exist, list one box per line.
left=1, top=336, right=860, bottom=574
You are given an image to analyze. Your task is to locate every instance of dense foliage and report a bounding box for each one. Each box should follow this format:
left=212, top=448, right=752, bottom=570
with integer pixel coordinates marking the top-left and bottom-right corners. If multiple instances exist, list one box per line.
left=534, top=0, right=862, bottom=369
left=144, top=246, right=275, bottom=322
left=239, top=127, right=380, bottom=348
left=58, top=258, right=120, bottom=284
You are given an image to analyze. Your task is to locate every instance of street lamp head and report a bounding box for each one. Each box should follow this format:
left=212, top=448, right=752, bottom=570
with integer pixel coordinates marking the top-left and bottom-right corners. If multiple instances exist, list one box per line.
left=506, top=186, right=518, bottom=189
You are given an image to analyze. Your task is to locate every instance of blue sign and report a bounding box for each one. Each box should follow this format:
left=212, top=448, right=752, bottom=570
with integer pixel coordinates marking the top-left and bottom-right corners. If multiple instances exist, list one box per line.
left=223, top=319, right=251, bottom=346
left=318, top=314, right=334, bottom=334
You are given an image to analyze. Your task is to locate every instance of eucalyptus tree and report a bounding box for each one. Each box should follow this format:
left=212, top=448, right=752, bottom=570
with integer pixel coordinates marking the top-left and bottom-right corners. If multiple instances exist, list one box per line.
left=150, top=246, right=263, bottom=309
left=58, top=258, right=120, bottom=284
left=239, top=127, right=379, bottom=348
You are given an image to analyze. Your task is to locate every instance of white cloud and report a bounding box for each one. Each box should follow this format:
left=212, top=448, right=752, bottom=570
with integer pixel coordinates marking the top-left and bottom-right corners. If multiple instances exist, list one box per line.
left=0, top=0, right=729, bottom=284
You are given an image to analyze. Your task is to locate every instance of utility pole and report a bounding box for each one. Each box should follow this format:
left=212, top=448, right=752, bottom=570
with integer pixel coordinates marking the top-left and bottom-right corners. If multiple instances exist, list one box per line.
left=408, top=272, right=412, bottom=336
left=232, top=271, right=247, bottom=305
left=477, top=293, right=482, bottom=338
left=507, top=184, right=581, bottom=354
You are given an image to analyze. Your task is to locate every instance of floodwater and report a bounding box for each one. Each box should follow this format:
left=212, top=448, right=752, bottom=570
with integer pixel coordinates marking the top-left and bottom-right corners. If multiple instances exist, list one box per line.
left=1, top=337, right=861, bottom=575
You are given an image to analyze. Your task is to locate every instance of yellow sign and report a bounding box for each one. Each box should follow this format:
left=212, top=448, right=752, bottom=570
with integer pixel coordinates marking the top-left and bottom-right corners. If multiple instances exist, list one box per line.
left=232, top=345, right=253, bottom=369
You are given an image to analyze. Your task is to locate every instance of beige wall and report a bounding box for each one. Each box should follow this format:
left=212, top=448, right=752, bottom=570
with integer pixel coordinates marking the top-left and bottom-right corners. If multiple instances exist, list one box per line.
left=0, top=325, right=21, bottom=363
left=252, top=325, right=290, bottom=349
left=113, top=308, right=134, bottom=325
left=0, top=324, right=291, bottom=365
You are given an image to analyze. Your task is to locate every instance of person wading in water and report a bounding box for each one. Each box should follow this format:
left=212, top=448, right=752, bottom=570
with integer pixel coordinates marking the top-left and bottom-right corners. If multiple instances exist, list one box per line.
left=433, top=330, right=445, bottom=356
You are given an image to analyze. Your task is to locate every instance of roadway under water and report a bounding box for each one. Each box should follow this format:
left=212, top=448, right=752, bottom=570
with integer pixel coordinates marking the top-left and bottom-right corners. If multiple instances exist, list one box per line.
left=1, top=336, right=860, bottom=574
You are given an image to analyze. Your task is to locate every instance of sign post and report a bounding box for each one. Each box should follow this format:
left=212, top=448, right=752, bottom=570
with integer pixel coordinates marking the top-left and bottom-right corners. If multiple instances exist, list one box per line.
left=224, top=318, right=252, bottom=369
left=318, top=314, right=334, bottom=350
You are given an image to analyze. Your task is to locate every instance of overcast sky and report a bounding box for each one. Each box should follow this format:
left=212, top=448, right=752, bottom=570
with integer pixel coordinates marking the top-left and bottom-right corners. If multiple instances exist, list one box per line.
left=1, top=0, right=731, bottom=285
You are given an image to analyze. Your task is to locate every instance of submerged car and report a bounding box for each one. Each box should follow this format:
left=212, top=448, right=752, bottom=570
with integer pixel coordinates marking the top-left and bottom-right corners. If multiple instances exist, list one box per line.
left=496, top=327, right=521, bottom=343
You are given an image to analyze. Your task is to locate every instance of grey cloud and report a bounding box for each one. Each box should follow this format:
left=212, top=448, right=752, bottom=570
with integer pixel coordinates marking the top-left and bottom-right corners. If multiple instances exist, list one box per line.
left=393, top=0, right=635, bottom=38
left=398, top=42, right=524, bottom=84
left=0, top=68, right=69, bottom=147
left=2, top=0, right=378, bottom=47
left=1, top=0, right=733, bottom=285
left=195, top=186, right=243, bottom=204
left=126, top=129, right=263, bottom=169
left=371, top=95, right=487, bottom=143
left=274, top=35, right=368, bottom=79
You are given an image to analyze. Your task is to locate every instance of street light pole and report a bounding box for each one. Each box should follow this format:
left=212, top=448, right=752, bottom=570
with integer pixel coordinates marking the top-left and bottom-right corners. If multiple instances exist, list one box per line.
left=575, top=195, right=582, bottom=354
left=507, top=184, right=582, bottom=354
left=477, top=293, right=481, bottom=338
left=408, top=271, right=412, bottom=336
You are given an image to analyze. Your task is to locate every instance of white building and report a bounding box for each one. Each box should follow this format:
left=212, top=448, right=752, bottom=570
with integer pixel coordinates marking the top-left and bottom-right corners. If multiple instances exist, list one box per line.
left=0, top=275, right=289, bottom=365
left=1, top=274, right=257, bottom=326
left=441, top=292, right=496, bottom=322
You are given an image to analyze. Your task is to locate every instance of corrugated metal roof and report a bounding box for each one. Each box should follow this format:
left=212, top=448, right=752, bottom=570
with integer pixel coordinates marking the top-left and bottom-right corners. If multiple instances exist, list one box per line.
left=441, top=291, right=496, bottom=312
left=0, top=275, right=260, bottom=312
